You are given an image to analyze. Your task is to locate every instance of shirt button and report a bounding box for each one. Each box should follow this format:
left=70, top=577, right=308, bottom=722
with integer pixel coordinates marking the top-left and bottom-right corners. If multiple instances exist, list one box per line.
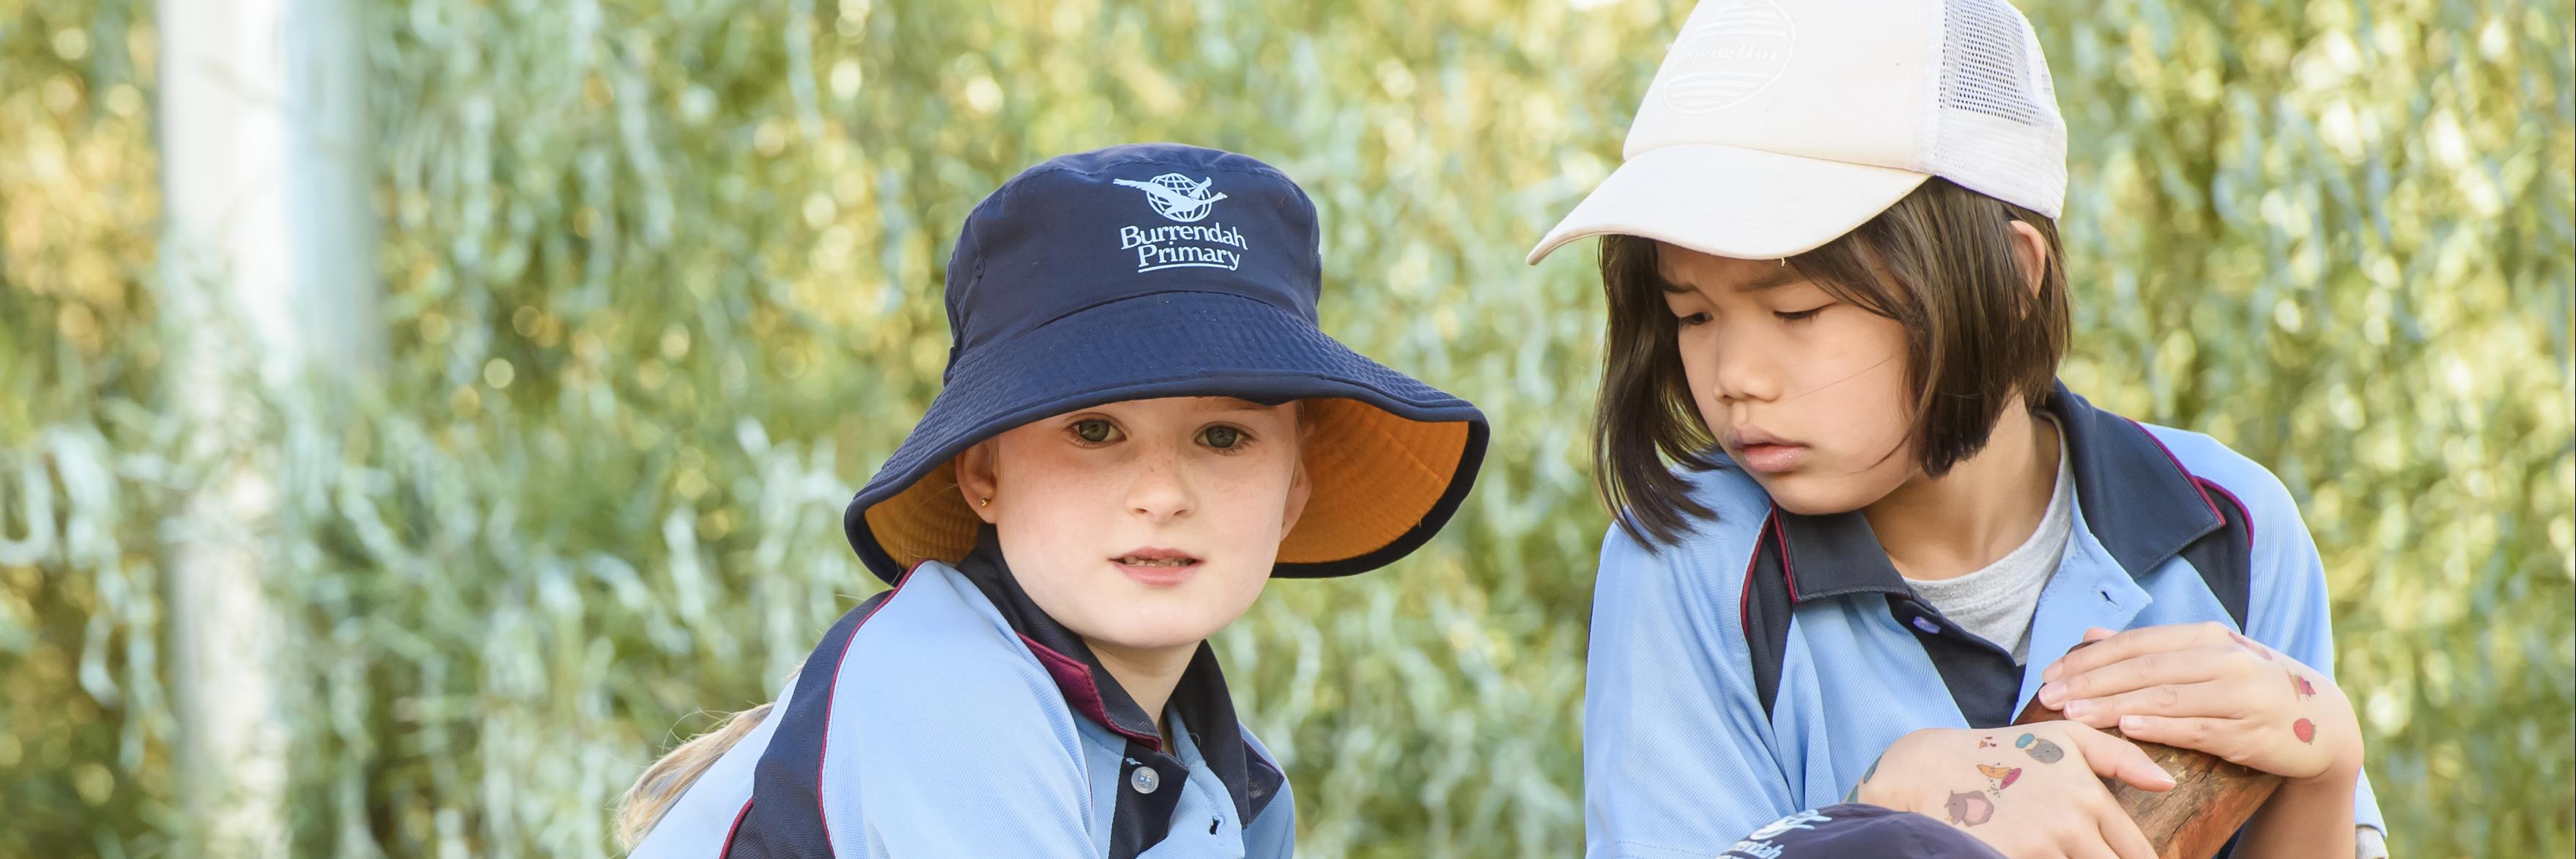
left=1911, top=616, right=1942, bottom=635
left=1130, top=767, right=1160, bottom=795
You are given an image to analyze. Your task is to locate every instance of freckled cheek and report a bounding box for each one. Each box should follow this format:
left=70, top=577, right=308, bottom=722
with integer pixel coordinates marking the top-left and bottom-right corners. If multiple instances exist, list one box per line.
left=994, top=465, right=1125, bottom=547
left=1190, top=461, right=1298, bottom=533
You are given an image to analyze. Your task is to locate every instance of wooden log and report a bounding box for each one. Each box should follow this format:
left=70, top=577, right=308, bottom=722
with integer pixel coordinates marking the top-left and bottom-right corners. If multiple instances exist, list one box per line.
left=2015, top=645, right=2282, bottom=859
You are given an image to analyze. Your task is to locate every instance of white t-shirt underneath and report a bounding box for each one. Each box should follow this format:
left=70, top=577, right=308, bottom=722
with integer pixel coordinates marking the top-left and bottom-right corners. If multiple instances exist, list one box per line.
left=1903, top=419, right=2076, bottom=665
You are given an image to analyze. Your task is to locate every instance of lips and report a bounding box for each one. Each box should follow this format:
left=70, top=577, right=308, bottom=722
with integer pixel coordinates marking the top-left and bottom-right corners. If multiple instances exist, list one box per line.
left=1111, top=548, right=1202, bottom=586
left=1726, top=427, right=1810, bottom=473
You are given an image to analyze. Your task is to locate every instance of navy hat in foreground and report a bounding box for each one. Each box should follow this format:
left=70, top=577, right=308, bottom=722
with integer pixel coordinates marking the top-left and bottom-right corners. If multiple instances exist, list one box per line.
left=845, top=144, right=1489, bottom=583
left=1723, top=805, right=2008, bottom=858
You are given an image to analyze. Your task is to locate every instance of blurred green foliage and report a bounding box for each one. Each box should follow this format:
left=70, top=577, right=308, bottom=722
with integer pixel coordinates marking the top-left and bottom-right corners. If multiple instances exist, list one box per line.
left=1, top=0, right=2568, bottom=857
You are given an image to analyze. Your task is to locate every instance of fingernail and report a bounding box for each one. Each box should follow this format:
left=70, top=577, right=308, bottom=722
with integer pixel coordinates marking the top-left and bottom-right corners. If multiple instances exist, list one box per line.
left=2038, top=682, right=2063, bottom=706
left=2120, top=715, right=2142, bottom=731
left=2065, top=699, right=2093, bottom=718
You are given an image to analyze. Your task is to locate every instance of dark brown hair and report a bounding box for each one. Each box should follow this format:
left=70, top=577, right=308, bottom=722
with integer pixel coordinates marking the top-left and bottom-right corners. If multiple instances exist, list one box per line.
left=1592, top=177, right=2069, bottom=548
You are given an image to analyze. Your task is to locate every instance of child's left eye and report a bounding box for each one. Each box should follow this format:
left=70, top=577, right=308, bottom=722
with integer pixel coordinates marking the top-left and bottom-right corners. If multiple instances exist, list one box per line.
left=1198, top=426, right=1246, bottom=449
left=1774, top=306, right=1827, bottom=322
left=1070, top=419, right=1123, bottom=444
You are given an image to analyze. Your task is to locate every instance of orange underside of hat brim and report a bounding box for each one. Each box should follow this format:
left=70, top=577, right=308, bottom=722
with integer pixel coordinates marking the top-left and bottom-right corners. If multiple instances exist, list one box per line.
left=862, top=397, right=1473, bottom=572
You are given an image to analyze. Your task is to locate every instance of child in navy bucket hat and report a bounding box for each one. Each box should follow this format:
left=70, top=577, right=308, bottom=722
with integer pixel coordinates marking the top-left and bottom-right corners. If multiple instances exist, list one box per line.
left=618, top=144, right=1489, bottom=858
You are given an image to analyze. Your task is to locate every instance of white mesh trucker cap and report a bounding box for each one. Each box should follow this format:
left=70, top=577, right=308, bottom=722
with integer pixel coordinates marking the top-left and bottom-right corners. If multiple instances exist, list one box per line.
left=1528, top=0, right=2069, bottom=263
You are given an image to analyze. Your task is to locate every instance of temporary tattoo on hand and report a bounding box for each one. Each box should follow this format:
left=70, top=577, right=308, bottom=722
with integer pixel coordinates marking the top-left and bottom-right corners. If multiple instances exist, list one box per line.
left=2293, top=718, right=2316, bottom=744
left=2289, top=671, right=2317, bottom=700
left=2013, top=732, right=2065, bottom=764
left=1978, top=736, right=1996, bottom=748
left=1942, top=759, right=2023, bottom=827
left=1945, top=789, right=1996, bottom=826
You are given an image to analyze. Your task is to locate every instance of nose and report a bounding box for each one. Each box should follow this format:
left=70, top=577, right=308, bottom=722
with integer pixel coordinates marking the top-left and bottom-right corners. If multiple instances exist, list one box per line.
left=1125, top=443, right=1195, bottom=523
left=1708, top=323, right=1783, bottom=405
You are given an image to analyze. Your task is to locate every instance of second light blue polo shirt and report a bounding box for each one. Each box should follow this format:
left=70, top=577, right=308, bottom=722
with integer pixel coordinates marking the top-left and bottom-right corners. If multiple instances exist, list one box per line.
left=1582, top=387, right=2386, bottom=858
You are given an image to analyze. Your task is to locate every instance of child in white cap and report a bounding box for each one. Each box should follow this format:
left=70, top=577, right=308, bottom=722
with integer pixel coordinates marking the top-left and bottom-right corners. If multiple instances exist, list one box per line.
left=1532, top=1, right=2386, bottom=857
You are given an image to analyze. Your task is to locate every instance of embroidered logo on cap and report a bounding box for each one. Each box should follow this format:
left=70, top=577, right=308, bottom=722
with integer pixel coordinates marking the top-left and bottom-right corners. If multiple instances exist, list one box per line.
left=1747, top=809, right=1829, bottom=840
left=1114, top=174, right=1229, bottom=222
left=1114, top=173, right=1248, bottom=273
left=1724, top=808, right=1830, bottom=858
left=1662, top=0, right=1797, bottom=114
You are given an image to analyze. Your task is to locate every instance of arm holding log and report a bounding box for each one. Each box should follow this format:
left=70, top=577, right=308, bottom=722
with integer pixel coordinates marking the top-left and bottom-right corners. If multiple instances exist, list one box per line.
left=2038, top=624, right=2364, bottom=859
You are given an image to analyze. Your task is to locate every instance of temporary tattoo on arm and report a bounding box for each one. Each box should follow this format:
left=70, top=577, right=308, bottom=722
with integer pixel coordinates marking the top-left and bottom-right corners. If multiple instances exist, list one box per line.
left=1845, top=753, right=1883, bottom=803
left=2290, top=671, right=2317, bottom=700
left=1977, top=764, right=2023, bottom=791
left=2293, top=718, right=2316, bottom=744
left=2013, top=732, right=2065, bottom=764
left=1977, top=735, right=1996, bottom=748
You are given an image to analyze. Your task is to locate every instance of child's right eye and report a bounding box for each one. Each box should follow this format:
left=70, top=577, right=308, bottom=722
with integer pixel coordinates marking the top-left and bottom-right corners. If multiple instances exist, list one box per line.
left=1676, top=311, right=1712, bottom=327
left=1070, top=419, right=1122, bottom=444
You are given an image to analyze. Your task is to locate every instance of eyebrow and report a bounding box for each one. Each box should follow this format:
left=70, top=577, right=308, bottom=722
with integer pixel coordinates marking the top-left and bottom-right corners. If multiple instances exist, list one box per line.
left=1657, top=265, right=1805, bottom=295
left=1194, top=397, right=1275, bottom=412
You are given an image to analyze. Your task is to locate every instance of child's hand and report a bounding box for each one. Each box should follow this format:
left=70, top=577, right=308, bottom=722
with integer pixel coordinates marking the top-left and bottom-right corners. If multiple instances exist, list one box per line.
left=1853, top=721, right=2175, bottom=859
left=2038, top=624, right=2363, bottom=785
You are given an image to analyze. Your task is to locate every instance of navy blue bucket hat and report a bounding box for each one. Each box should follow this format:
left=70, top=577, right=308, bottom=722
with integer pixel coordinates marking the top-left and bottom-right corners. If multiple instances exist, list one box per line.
left=1723, top=805, right=2008, bottom=858
left=845, top=144, right=1489, bottom=583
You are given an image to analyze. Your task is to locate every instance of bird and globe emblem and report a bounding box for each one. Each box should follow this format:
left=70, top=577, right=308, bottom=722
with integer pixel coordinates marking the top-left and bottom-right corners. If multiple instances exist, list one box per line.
left=1114, top=173, right=1229, bottom=223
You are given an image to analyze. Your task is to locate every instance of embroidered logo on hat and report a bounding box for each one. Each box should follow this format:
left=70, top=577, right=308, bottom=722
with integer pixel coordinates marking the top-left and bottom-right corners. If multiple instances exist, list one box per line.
left=1663, top=0, right=1797, bottom=114
left=1115, top=173, right=1250, bottom=273
left=1114, top=174, right=1229, bottom=222
left=1745, top=809, right=1831, bottom=840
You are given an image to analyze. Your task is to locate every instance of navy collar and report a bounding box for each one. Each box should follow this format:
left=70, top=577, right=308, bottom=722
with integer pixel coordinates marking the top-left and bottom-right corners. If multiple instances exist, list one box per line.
left=952, top=528, right=1284, bottom=822
left=1775, top=383, right=2225, bottom=602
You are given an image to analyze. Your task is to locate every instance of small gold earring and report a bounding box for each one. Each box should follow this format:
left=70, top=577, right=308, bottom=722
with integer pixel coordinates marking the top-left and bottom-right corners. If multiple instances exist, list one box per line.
left=977, top=496, right=990, bottom=507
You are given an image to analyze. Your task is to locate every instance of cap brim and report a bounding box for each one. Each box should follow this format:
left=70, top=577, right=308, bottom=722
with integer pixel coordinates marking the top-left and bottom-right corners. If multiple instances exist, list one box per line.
left=846, top=290, right=1489, bottom=584
left=1526, top=144, right=1933, bottom=265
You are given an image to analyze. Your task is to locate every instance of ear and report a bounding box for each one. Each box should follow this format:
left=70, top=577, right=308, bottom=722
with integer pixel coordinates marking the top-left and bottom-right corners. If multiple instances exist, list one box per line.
left=2005, top=220, right=2048, bottom=301
left=1278, top=451, right=1314, bottom=536
left=954, top=441, right=1001, bottom=525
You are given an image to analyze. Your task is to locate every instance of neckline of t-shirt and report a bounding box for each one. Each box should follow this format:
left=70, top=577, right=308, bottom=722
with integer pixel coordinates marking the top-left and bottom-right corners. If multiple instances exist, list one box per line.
left=1900, top=414, right=2077, bottom=589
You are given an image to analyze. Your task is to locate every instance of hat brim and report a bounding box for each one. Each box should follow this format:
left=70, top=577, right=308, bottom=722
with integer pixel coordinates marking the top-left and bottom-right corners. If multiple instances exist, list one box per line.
left=1526, top=143, right=1933, bottom=265
left=846, top=290, right=1489, bottom=583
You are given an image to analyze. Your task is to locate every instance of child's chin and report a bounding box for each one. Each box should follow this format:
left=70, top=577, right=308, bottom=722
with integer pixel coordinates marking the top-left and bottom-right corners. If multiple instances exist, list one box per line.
left=1087, top=597, right=1251, bottom=650
left=1753, top=473, right=1876, bottom=517
left=1087, top=619, right=1228, bottom=652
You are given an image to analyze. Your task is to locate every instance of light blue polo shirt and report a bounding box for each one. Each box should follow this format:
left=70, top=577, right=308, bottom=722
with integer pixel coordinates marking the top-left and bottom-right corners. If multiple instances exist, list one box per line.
left=630, top=531, right=1294, bottom=858
left=1583, top=387, right=2385, bottom=859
